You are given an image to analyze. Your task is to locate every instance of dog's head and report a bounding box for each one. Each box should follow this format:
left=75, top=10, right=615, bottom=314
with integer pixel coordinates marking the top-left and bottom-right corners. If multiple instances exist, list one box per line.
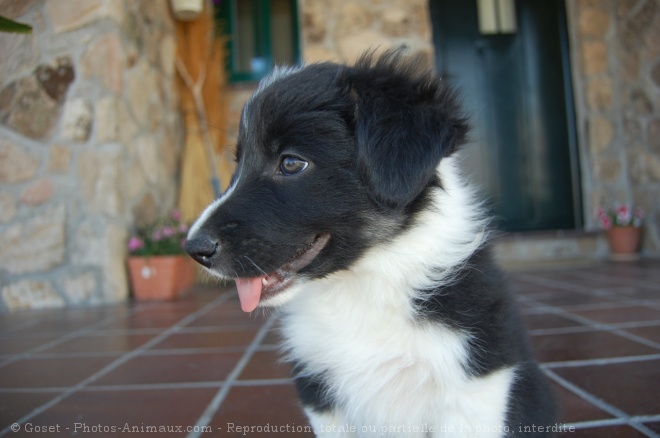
left=185, top=50, right=468, bottom=312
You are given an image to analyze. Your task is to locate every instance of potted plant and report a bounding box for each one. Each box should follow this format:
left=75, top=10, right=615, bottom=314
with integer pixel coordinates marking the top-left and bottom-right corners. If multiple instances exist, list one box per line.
left=596, top=204, right=645, bottom=261
left=127, top=210, right=197, bottom=301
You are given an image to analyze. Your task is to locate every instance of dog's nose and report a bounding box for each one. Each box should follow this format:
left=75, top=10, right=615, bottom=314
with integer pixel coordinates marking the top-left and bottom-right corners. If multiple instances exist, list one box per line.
left=185, top=234, right=218, bottom=268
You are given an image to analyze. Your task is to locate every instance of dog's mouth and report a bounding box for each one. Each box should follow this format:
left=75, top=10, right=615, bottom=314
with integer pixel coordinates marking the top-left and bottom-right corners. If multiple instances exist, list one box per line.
left=234, top=233, right=331, bottom=312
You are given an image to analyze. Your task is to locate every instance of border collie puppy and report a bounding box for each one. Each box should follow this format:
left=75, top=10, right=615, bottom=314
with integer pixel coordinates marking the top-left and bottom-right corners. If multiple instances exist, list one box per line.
left=186, top=50, right=555, bottom=437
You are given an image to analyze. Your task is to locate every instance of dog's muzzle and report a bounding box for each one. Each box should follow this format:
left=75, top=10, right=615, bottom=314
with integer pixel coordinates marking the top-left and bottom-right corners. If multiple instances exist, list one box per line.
left=185, top=234, right=218, bottom=269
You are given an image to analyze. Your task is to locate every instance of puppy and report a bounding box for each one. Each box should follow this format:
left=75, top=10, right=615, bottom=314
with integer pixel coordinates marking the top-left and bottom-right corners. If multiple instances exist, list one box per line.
left=186, top=51, right=555, bottom=437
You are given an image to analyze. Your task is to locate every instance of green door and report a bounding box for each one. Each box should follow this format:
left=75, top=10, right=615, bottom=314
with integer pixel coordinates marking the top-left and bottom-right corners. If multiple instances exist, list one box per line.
left=430, top=0, right=581, bottom=231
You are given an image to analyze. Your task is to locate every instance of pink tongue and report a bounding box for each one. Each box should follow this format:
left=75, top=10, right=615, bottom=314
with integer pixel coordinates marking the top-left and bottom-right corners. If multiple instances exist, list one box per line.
left=235, top=277, right=264, bottom=312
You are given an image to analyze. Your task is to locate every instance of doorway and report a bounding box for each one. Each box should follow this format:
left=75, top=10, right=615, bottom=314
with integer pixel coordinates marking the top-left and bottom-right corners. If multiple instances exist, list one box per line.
left=430, top=0, right=581, bottom=231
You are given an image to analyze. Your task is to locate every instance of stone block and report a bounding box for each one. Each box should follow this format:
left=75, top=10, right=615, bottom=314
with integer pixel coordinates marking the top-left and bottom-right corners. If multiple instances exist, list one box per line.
left=59, top=272, right=97, bottom=304
left=585, top=77, right=613, bottom=110
left=48, top=144, right=71, bottom=173
left=623, top=115, right=642, bottom=145
left=101, top=223, right=129, bottom=302
left=1, top=76, right=59, bottom=139
left=578, top=7, right=609, bottom=38
left=593, top=155, right=622, bottom=182
left=0, top=204, right=66, bottom=274
left=117, top=100, right=140, bottom=148
left=619, top=0, right=657, bottom=50
left=588, top=115, right=613, bottom=155
left=627, top=148, right=660, bottom=184
left=581, top=41, right=607, bottom=76
left=0, top=140, right=40, bottom=183
left=71, top=218, right=104, bottom=266
left=303, top=45, right=340, bottom=63
left=132, top=191, right=158, bottom=227
left=338, top=30, right=395, bottom=63
left=21, top=177, right=54, bottom=205
left=627, top=88, right=652, bottom=115
left=301, top=0, right=328, bottom=44
left=78, top=149, right=122, bottom=215
left=645, top=16, right=660, bottom=59
left=95, top=96, right=119, bottom=142
left=159, top=34, right=176, bottom=77
left=81, top=33, right=124, bottom=95
left=61, top=99, right=93, bottom=142
left=340, top=2, right=373, bottom=33
left=0, top=24, right=39, bottom=82
left=652, top=61, right=660, bottom=88
left=35, top=57, right=75, bottom=103
left=382, top=8, right=411, bottom=37
left=125, top=60, right=158, bottom=127
left=618, top=50, right=640, bottom=84
left=136, top=135, right=159, bottom=185
left=0, top=192, right=16, bottom=223
left=649, top=118, right=660, bottom=153
left=2, top=280, right=65, bottom=311
left=47, top=0, right=101, bottom=32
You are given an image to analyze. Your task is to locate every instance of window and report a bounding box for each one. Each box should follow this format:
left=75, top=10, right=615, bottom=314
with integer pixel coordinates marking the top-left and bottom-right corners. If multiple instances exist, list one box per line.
left=217, top=0, right=301, bottom=83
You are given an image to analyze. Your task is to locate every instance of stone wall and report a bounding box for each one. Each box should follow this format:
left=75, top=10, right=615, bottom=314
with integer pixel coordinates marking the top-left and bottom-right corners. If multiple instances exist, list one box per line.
left=299, top=0, right=434, bottom=65
left=567, top=0, right=660, bottom=255
left=0, top=0, right=182, bottom=311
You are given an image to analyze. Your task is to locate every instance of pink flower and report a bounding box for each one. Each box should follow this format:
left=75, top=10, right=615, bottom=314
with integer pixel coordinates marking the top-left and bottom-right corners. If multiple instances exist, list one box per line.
left=171, top=210, right=182, bottom=221
left=599, top=215, right=612, bottom=230
left=128, top=237, right=144, bottom=252
left=616, top=204, right=631, bottom=225
left=162, top=226, right=176, bottom=238
left=152, top=229, right=163, bottom=242
left=178, top=224, right=189, bottom=234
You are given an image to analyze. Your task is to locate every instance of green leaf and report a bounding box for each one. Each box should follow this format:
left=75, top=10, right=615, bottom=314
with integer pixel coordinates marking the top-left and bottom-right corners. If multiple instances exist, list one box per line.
left=0, top=15, right=33, bottom=34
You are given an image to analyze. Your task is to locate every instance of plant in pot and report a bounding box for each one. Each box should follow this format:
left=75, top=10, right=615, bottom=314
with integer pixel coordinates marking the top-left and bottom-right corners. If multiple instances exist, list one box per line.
left=127, top=211, right=197, bottom=301
left=596, top=204, right=645, bottom=261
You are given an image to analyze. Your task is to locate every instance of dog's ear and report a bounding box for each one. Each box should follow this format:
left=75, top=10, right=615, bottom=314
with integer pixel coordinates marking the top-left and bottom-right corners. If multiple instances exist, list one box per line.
left=342, top=50, right=468, bottom=211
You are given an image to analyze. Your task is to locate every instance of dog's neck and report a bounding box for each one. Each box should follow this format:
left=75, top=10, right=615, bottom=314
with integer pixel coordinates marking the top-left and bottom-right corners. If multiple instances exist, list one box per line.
left=353, top=155, right=488, bottom=289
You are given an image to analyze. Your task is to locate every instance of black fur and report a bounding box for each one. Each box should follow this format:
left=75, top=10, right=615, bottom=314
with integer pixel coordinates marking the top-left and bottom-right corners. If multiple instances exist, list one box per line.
left=186, top=50, right=555, bottom=436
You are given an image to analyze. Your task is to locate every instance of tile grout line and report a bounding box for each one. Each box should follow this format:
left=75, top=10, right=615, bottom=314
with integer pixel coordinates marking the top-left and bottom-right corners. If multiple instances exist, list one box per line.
left=542, top=353, right=660, bottom=369
left=0, top=377, right=295, bottom=394
left=0, top=342, right=279, bottom=362
left=187, top=315, right=279, bottom=438
left=518, top=295, right=660, bottom=351
left=571, top=270, right=660, bottom=291
left=543, top=369, right=639, bottom=433
left=517, top=277, right=660, bottom=313
left=563, top=415, right=660, bottom=434
left=522, top=272, right=660, bottom=437
left=0, top=291, right=233, bottom=438
left=529, top=319, right=660, bottom=337
left=0, top=307, right=148, bottom=368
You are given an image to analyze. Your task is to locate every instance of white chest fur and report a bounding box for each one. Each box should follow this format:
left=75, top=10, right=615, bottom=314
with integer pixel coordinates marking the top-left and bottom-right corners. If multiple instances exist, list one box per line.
left=281, top=273, right=515, bottom=438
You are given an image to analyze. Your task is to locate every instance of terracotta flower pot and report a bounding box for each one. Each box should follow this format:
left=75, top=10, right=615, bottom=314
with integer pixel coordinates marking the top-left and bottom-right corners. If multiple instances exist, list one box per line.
left=127, top=255, right=197, bottom=301
left=606, top=226, right=643, bottom=261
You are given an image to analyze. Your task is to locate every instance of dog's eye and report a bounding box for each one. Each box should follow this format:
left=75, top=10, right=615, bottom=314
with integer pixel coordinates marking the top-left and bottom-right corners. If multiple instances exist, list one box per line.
left=280, top=156, right=308, bottom=176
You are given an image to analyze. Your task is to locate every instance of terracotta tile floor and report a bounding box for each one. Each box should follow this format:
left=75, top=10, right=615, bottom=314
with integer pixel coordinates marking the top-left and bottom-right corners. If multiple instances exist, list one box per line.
left=1, top=261, right=659, bottom=437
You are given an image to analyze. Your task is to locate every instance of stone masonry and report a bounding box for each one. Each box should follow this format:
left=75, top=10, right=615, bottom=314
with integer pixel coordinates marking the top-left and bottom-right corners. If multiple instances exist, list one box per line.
left=567, top=0, right=660, bottom=255
left=0, top=0, right=182, bottom=311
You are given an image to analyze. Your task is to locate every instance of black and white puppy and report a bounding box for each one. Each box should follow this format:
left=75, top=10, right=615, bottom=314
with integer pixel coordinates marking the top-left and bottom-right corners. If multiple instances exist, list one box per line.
left=186, top=51, right=555, bottom=437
